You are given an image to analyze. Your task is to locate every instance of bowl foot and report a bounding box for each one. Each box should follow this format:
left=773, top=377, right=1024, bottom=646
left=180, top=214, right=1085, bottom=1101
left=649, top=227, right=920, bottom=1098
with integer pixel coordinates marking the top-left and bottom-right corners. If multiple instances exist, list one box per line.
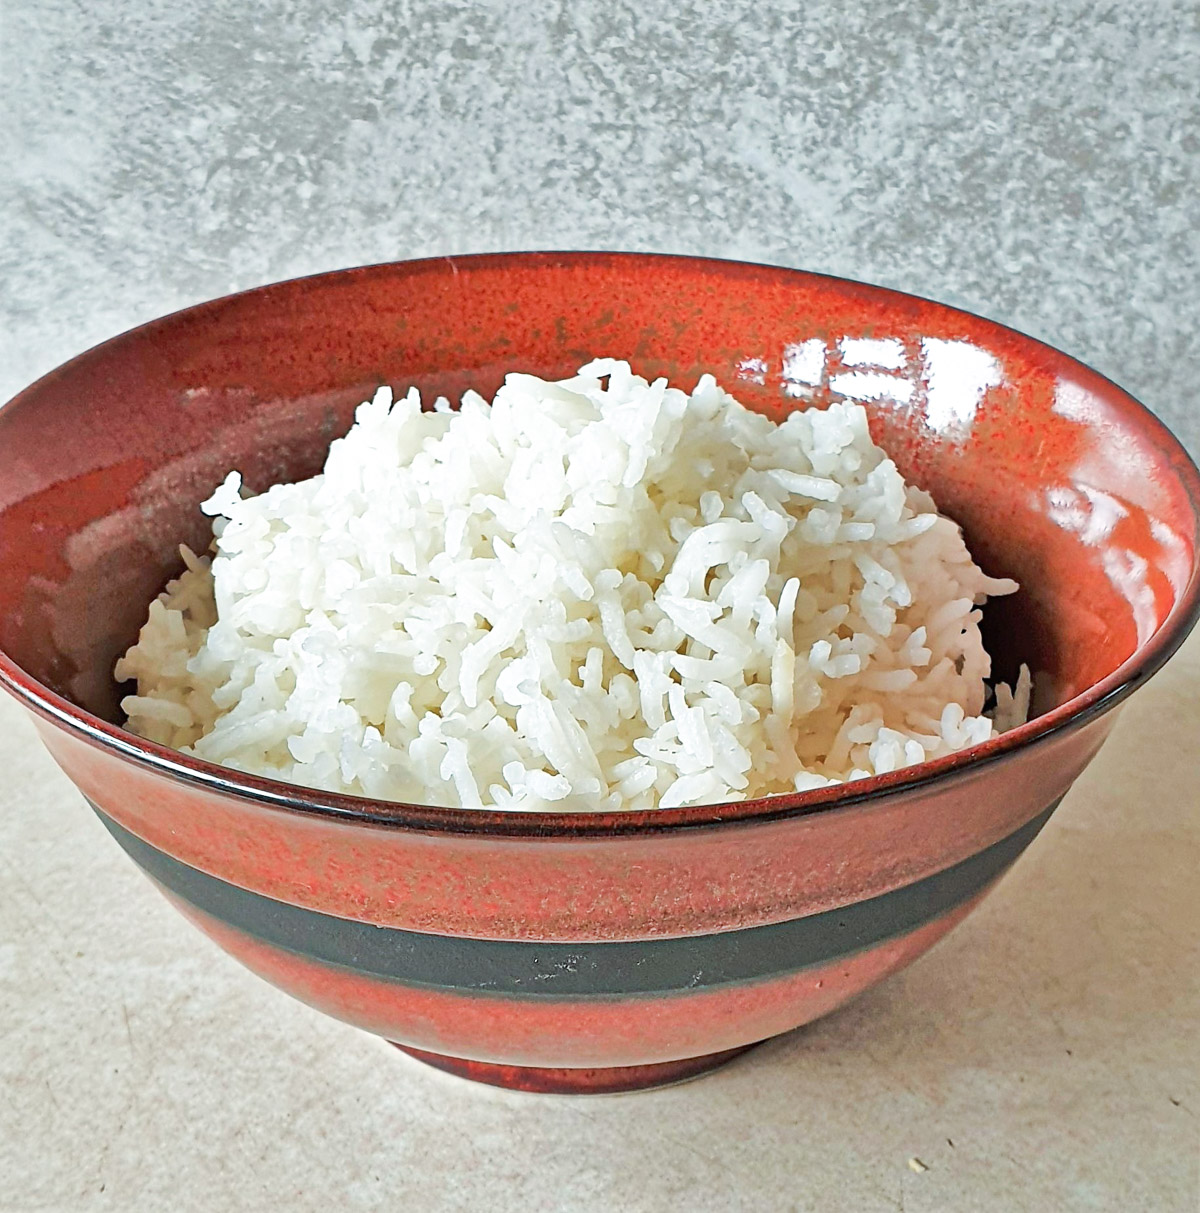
left=391, top=1042, right=759, bottom=1094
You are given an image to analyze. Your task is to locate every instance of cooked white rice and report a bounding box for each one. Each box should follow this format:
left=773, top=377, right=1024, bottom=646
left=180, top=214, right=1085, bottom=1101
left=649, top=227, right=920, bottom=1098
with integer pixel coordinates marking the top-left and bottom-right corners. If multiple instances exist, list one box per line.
left=115, top=360, right=1030, bottom=811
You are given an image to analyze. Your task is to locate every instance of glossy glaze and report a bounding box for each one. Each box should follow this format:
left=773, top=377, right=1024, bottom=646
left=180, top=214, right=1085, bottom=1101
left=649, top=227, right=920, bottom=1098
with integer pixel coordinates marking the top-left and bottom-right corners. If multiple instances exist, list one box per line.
left=1, top=254, right=1197, bottom=1092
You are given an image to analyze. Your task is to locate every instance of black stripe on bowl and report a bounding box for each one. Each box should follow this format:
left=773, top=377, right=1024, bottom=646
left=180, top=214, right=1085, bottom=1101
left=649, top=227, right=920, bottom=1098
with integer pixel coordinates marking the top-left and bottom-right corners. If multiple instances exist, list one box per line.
left=94, top=801, right=1056, bottom=997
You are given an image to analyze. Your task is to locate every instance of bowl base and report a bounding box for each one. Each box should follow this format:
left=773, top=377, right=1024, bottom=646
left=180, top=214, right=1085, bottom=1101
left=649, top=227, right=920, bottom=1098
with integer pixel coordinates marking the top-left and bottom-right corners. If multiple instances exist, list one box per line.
left=391, top=1042, right=760, bottom=1094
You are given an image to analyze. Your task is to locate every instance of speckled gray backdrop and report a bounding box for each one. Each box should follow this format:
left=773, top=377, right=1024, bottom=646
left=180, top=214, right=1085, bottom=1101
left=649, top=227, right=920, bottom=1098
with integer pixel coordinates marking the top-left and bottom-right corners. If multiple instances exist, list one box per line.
left=2, top=1, right=1198, bottom=452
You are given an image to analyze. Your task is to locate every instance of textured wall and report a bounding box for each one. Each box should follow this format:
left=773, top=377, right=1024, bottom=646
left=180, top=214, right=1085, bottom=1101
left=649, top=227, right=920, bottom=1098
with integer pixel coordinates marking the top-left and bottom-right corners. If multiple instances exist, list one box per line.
left=3, top=1, right=1198, bottom=454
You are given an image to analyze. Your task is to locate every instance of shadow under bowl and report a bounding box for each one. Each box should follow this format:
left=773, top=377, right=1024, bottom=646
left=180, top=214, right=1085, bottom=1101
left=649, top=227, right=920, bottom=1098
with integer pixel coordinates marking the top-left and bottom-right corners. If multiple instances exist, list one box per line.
left=1, top=253, right=1198, bottom=1092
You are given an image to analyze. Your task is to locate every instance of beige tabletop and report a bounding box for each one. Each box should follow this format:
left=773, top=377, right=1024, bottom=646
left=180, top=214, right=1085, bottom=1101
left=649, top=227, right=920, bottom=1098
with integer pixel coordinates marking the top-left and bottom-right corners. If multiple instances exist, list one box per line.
left=0, top=631, right=1195, bottom=1211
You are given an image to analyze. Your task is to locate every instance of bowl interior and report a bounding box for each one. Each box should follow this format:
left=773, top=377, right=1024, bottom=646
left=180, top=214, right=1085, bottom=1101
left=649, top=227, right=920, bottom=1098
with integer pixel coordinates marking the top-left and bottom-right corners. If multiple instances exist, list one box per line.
left=1, top=254, right=1197, bottom=750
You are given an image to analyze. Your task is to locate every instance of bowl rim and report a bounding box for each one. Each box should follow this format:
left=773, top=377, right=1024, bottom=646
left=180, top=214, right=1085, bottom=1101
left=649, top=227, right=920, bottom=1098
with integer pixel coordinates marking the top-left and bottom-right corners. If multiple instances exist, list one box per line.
left=2, top=249, right=1199, bottom=839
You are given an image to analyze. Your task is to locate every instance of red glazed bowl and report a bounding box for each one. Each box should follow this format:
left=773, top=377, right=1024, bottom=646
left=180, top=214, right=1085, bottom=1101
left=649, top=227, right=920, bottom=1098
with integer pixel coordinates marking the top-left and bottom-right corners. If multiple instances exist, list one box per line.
left=2, top=253, right=1198, bottom=1095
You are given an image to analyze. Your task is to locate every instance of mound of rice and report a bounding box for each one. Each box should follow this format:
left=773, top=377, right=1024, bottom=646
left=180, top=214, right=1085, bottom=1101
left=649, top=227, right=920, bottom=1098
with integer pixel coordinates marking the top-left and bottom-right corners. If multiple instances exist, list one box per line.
left=116, top=359, right=1030, bottom=811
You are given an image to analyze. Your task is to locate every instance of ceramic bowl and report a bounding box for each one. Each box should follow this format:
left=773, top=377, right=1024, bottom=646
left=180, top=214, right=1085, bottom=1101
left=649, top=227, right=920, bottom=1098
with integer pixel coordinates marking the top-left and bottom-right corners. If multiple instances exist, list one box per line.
left=2, top=253, right=1198, bottom=1094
